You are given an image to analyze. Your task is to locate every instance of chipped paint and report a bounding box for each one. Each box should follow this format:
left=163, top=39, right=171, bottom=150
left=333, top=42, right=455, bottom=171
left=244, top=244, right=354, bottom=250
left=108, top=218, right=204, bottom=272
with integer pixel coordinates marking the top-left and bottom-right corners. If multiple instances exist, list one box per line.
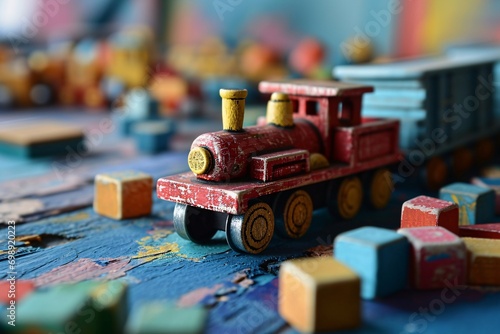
left=177, top=284, right=224, bottom=308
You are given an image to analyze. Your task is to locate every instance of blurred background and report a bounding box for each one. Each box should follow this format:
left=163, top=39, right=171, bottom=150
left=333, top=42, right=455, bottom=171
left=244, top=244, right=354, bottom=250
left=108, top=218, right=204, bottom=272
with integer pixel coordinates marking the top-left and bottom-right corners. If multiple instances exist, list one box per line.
left=0, top=0, right=499, bottom=152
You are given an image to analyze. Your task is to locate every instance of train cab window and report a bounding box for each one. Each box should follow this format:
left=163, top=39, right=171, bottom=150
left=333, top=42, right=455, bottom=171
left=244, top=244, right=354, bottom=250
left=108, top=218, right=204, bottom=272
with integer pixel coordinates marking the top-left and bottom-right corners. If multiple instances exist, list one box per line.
left=305, top=100, right=320, bottom=115
left=291, top=99, right=299, bottom=113
left=338, top=100, right=353, bottom=126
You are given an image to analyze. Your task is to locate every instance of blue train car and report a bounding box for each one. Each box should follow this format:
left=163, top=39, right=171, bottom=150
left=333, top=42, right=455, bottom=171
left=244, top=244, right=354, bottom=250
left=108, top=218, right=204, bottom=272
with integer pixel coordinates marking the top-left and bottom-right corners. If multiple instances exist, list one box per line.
left=334, top=55, right=500, bottom=189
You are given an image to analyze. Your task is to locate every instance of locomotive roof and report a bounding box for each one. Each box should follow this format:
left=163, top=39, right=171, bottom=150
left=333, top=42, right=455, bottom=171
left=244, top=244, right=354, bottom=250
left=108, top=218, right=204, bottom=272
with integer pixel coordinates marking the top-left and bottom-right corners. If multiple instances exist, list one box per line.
left=258, top=80, right=373, bottom=97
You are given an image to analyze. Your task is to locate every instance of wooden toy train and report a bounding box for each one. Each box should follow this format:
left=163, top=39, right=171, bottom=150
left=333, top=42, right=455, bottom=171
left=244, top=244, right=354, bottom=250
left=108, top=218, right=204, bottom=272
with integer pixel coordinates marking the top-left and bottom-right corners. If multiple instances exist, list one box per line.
left=157, top=80, right=401, bottom=254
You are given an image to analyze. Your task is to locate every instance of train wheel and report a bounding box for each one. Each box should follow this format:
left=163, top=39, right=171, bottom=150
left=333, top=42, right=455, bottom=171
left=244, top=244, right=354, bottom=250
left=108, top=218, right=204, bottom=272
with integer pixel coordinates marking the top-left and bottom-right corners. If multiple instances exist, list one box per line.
left=173, top=203, right=217, bottom=243
left=475, top=139, right=495, bottom=166
left=452, top=148, right=473, bottom=178
left=332, top=177, right=363, bottom=220
left=282, top=190, right=313, bottom=238
left=424, top=157, right=447, bottom=190
left=226, top=202, right=274, bottom=254
left=369, top=169, right=393, bottom=209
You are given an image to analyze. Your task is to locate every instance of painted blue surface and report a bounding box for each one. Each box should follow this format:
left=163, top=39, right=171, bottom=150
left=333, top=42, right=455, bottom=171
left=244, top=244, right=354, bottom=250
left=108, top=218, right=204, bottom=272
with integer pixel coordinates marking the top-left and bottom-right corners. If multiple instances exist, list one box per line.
left=334, top=227, right=409, bottom=299
left=439, top=182, right=496, bottom=225
left=132, top=120, right=176, bottom=155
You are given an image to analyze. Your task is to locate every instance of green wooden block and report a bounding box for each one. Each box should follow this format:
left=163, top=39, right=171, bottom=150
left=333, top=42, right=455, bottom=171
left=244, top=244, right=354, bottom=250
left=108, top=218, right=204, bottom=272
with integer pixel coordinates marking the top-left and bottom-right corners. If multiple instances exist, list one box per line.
left=5, top=280, right=127, bottom=334
left=126, top=302, right=208, bottom=334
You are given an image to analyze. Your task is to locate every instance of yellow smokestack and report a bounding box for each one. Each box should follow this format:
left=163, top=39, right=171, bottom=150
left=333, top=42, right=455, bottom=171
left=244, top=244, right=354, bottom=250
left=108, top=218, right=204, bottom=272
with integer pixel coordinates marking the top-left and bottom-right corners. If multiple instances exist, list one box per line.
left=220, top=89, right=247, bottom=132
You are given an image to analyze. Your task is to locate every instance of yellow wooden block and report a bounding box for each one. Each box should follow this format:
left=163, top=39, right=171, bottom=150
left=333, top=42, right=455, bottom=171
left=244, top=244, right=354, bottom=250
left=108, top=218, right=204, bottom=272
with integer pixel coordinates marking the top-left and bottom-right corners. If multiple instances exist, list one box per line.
left=279, top=257, right=361, bottom=333
left=462, top=237, right=500, bottom=286
left=94, top=171, right=153, bottom=220
left=0, top=122, right=83, bottom=146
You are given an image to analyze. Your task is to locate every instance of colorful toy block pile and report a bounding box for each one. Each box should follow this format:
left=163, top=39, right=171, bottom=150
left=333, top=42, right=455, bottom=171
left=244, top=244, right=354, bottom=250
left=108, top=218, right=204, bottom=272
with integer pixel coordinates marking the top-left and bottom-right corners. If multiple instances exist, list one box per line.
left=278, top=182, right=500, bottom=333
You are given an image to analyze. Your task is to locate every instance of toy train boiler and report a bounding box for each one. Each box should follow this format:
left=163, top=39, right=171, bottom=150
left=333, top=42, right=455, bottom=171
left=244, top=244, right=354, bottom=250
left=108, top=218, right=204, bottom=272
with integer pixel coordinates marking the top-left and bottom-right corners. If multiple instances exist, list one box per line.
left=157, top=80, right=401, bottom=254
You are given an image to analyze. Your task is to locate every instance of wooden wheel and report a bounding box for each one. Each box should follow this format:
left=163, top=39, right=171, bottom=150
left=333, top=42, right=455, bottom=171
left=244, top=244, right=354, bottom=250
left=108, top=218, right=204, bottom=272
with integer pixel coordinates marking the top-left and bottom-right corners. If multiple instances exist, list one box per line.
left=475, top=139, right=495, bottom=165
left=424, top=157, right=447, bottom=190
left=173, top=203, right=217, bottom=243
left=369, top=169, right=393, bottom=209
left=226, top=202, right=274, bottom=254
left=336, top=177, right=363, bottom=220
left=283, top=190, right=313, bottom=238
left=452, top=148, right=473, bottom=178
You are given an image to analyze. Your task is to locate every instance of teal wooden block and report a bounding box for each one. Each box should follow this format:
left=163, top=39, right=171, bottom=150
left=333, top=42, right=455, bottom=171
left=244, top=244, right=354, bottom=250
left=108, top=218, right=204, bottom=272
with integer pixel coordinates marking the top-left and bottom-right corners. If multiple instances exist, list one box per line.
left=126, top=302, right=207, bottom=334
left=8, top=281, right=127, bottom=334
left=439, top=182, right=495, bottom=225
left=132, top=120, right=176, bottom=154
left=334, top=226, right=409, bottom=299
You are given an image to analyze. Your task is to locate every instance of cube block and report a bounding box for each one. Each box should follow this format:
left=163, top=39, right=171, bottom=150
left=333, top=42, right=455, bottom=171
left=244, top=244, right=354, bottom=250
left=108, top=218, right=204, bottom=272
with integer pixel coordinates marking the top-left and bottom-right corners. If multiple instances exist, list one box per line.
left=401, top=195, right=459, bottom=235
left=459, top=223, right=500, bottom=239
left=11, top=281, right=127, bottom=334
left=471, top=177, right=500, bottom=215
left=279, top=257, right=361, bottom=333
left=126, top=302, right=207, bottom=334
left=334, top=226, right=409, bottom=299
left=132, top=120, right=175, bottom=154
left=439, top=182, right=495, bottom=225
left=463, top=238, right=500, bottom=286
left=94, top=170, right=153, bottom=220
left=398, top=227, right=466, bottom=289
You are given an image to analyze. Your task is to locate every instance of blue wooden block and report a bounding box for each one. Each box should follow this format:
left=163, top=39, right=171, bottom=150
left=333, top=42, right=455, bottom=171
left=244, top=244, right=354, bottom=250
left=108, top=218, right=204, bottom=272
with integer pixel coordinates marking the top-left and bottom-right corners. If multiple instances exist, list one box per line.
left=334, top=226, right=409, bottom=299
left=439, top=182, right=495, bottom=225
left=132, top=120, right=176, bottom=154
left=126, top=302, right=207, bottom=334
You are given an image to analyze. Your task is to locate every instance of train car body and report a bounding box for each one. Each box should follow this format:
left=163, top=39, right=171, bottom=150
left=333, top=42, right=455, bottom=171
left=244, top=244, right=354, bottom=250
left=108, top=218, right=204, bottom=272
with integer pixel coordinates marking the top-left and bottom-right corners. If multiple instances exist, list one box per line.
left=157, top=80, right=401, bottom=254
left=334, top=55, right=500, bottom=188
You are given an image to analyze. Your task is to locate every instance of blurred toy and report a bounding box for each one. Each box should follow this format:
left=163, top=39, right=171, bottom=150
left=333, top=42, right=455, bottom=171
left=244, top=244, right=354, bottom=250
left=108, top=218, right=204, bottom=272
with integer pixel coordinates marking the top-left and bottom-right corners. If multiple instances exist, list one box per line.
left=289, top=37, right=328, bottom=77
left=462, top=238, right=500, bottom=286
left=157, top=80, right=401, bottom=254
left=4, top=281, right=127, bottom=334
left=0, top=122, right=84, bottom=158
left=335, top=54, right=500, bottom=189
left=279, top=257, right=361, bottom=332
left=125, top=302, right=207, bottom=334
left=59, top=38, right=107, bottom=108
left=132, top=119, right=176, bottom=155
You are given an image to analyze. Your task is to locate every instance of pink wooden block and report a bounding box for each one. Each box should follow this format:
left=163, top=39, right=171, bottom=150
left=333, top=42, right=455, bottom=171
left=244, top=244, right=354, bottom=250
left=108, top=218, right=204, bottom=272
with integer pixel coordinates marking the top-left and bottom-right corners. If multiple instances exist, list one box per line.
left=459, top=223, right=500, bottom=239
left=401, top=196, right=459, bottom=235
left=398, top=226, right=466, bottom=289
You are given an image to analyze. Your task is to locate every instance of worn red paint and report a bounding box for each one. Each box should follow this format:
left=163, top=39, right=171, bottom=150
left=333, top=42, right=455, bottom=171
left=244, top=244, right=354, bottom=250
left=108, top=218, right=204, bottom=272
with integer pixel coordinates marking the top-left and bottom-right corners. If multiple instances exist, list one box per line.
left=401, top=196, right=460, bottom=235
left=250, top=149, right=309, bottom=182
left=398, top=226, right=466, bottom=289
left=459, top=223, right=500, bottom=239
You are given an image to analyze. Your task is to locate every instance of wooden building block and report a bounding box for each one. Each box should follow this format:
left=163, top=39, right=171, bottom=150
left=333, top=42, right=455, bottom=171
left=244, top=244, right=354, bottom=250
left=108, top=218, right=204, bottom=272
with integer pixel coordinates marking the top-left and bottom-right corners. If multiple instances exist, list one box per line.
left=0, top=122, right=84, bottom=158
left=11, top=280, right=127, bottom=334
left=459, top=223, right=500, bottom=239
left=279, top=257, right=361, bottom=333
left=401, top=196, right=459, bottom=235
left=126, top=302, right=207, bottom=334
left=439, top=182, right=495, bottom=225
left=132, top=120, right=175, bottom=154
left=462, top=237, right=500, bottom=286
left=334, top=226, right=409, bottom=299
left=398, top=227, right=466, bottom=289
left=94, top=170, right=153, bottom=220
left=471, top=177, right=500, bottom=215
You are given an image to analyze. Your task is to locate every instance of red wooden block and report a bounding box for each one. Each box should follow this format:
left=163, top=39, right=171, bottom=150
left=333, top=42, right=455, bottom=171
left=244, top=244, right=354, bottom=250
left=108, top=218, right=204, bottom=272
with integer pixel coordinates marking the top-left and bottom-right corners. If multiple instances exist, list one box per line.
left=401, top=196, right=459, bottom=235
left=459, top=223, right=500, bottom=239
left=398, top=227, right=466, bottom=289
left=0, top=280, right=35, bottom=304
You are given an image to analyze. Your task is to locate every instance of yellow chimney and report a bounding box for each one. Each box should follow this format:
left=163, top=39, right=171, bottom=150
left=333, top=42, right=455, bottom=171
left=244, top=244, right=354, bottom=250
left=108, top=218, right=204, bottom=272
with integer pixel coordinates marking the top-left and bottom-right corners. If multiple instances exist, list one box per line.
left=266, top=92, right=294, bottom=127
left=220, top=89, right=247, bottom=132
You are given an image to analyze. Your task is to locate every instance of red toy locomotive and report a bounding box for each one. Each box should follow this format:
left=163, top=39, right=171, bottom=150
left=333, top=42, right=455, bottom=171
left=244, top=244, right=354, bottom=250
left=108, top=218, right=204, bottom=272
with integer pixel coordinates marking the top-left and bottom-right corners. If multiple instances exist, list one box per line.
left=157, top=80, right=401, bottom=254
